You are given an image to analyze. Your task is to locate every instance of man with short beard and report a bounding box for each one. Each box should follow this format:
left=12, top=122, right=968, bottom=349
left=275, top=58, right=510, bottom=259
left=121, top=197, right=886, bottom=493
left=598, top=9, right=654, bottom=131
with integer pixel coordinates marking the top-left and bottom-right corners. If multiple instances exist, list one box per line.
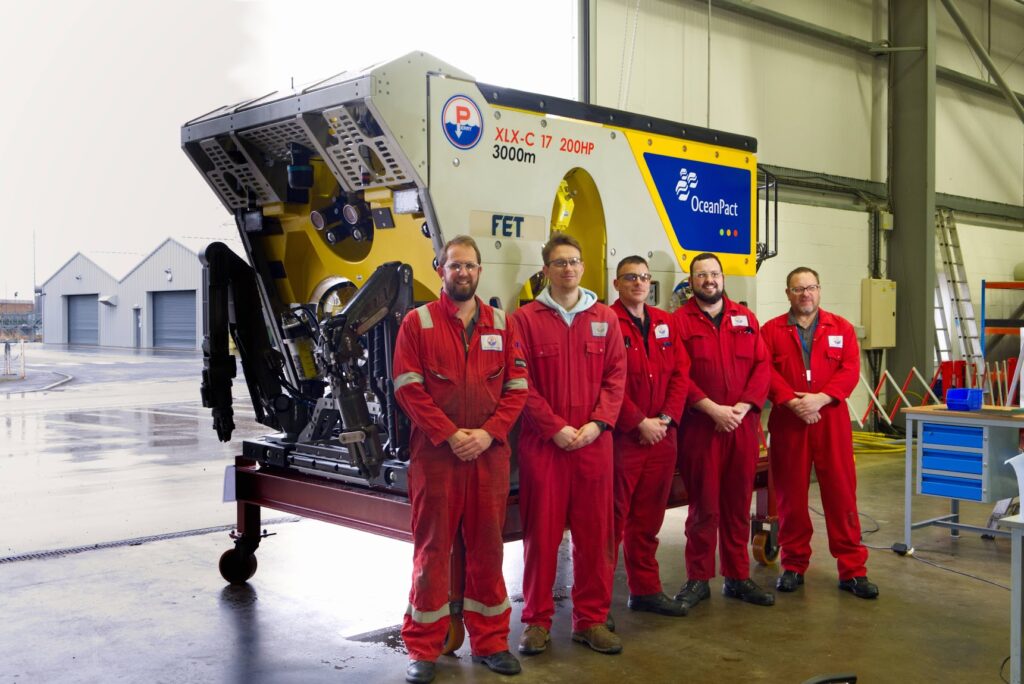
left=671, top=252, right=774, bottom=611
left=393, top=236, right=529, bottom=683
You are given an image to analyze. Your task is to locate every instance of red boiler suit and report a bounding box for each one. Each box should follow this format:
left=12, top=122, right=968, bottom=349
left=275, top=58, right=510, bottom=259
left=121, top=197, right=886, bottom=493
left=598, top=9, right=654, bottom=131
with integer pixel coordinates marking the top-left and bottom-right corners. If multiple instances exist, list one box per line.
left=611, top=300, right=689, bottom=596
left=393, top=292, right=528, bottom=662
left=512, top=299, right=626, bottom=632
left=762, top=308, right=867, bottom=580
left=673, top=297, right=770, bottom=581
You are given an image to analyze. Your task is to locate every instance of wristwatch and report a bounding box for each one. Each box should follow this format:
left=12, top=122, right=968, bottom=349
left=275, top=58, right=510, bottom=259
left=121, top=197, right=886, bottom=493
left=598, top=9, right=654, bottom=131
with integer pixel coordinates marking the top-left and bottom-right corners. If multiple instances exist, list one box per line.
left=593, top=420, right=610, bottom=432
left=657, top=413, right=673, bottom=425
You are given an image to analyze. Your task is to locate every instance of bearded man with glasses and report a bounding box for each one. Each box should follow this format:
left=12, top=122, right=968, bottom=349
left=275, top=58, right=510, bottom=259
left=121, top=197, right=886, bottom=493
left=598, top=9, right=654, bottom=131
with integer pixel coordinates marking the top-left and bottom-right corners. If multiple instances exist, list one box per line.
left=671, top=252, right=774, bottom=611
left=393, top=235, right=529, bottom=683
left=512, top=233, right=627, bottom=656
left=761, top=267, right=878, bottom=600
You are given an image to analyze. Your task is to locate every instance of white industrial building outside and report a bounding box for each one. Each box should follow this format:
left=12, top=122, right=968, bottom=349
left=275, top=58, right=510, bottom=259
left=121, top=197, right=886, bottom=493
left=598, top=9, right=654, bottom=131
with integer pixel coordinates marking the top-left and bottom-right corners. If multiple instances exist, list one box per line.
left=39, top=238, right=228, bottom=350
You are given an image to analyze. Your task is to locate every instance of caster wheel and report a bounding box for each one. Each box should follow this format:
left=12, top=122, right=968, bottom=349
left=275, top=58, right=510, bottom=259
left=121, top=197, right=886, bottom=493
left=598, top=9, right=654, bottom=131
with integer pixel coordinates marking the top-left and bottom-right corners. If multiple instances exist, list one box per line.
left=752, top=531, right=779, bottom=566
left=441, top=616, right=465, bottom=655
left=219, top=548, right=258, bottom=585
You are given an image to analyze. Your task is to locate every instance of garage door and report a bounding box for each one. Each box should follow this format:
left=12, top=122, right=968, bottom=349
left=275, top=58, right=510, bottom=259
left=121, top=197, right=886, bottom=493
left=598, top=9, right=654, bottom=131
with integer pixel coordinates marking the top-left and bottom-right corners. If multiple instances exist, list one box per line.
left=67, top=294, right=99, bottom=345
left=152, top=290, right=196, bottom=348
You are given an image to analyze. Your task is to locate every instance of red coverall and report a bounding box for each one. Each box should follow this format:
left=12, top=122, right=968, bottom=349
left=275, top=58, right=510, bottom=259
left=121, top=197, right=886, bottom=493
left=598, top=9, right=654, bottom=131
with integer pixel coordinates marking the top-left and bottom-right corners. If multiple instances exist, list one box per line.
left=673, top=296, right=770, bottom=581
left=611, top=300, right=689, bottom=596
left=762, top=308, right=867, bottom=580
left=393, top=292, right=528, bottom=662
left=512, top=300, right=626, bottom=632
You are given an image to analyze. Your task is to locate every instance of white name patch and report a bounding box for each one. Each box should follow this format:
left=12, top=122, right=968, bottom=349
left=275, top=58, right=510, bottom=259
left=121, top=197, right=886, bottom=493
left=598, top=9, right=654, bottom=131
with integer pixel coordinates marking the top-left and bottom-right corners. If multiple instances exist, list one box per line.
left=828, top=335, right=844, bottom=348
left=731, top=315, right=749, bottom=328
left=591, top=321, right=609, bottom=337
left=655, top=323, right=670, bottom=339
left=481, top=334, right=503, bottom=351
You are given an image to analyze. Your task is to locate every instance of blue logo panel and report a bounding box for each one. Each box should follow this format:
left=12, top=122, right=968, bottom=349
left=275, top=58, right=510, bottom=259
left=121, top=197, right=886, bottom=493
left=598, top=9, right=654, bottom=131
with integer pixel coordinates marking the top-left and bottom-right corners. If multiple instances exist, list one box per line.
left=643, top=153, right=751, bottom=255
left=442, top=95, right=483, bottom=150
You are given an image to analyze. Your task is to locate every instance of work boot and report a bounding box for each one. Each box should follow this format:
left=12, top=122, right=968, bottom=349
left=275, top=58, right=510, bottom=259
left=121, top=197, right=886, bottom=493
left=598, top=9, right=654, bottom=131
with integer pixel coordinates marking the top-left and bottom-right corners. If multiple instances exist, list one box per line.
left=472, top=650, right=522, bottom=675
left=627, top=592, right=688, bottom=617
left=517, top=625, right=550, bottom=655
left=722, top=577, right=775, bottom=606
left=838, top=576, right=879, bottom=599
left=673, top=579, right=711, bottom=611
left=571, top=624, right=623, bottom=654
left=776, top=570, right=805, bottom=593
left=405, top=660, right=435, bottom=684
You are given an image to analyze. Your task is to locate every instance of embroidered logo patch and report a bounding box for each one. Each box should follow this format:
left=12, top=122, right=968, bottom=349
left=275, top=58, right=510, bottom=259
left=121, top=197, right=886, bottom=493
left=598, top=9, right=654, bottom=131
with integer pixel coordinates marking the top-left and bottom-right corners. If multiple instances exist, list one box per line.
left=730, top=315, right=749, bottom=328
left=655, top=323, right=670, bottom=339
left=828, top=335, right=844, bottom=348
left=481, top=334, right=503, bottom=351
left=591, top=321, right=609, bottom=337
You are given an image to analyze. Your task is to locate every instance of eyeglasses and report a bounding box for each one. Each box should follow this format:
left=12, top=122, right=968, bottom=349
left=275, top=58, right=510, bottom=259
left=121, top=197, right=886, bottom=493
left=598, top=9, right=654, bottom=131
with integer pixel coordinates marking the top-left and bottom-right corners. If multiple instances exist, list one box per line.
left=445, top=261, right=480, bottom=273
left=618, top=273, right=652, bottom=283
left=547, top=257, right=583, bottom=269
left=788, top=284, right=821, bottom=295
left=692, top=271, right=722, bottom=281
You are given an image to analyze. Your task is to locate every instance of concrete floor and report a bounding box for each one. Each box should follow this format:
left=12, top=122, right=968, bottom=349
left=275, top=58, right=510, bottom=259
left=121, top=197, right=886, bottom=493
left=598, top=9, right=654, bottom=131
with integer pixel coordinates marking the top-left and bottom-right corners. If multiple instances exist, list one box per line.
left=0, top=346, right=1017, bottom=683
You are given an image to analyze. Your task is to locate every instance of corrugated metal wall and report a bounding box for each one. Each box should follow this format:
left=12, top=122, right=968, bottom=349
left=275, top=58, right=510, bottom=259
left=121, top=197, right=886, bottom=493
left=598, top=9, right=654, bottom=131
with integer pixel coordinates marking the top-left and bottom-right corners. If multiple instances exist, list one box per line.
left=40, top=255, right=118, bottom=345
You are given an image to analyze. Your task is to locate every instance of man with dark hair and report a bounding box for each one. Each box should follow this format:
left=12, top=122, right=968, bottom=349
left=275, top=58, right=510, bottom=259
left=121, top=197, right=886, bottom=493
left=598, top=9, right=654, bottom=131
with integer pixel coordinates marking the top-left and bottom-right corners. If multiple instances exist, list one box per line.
left=394, top=235, right=529, bottom=683
left=513, top=233, right=627, bottom=656
left=761, top=266, right=878, bottom=599
left=672, top=252, right=774, bottom=610
left=610, top=256, right=689, bottom=617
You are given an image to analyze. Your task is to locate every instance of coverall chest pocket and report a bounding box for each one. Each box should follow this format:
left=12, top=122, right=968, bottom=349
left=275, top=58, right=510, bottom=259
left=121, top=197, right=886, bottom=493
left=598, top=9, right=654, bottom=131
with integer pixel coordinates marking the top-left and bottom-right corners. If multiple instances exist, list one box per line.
left=424, top=364, right=459, bottom=415
left=731, top=330, right=756, bottom=358
left=574, top=340, right=605, bottom=408
left=482, top=363, right=505, bottom=406
left=825, top=346, right=843, bottom=365
left=531, top=343, right=561, bottom=387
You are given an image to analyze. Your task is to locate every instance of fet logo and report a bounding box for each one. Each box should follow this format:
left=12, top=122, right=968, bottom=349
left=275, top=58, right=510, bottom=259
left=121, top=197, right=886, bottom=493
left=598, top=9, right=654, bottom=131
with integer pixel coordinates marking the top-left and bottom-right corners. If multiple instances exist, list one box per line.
left=675, top=168, right=698, bottom=201
left=442, top=95, right=483, bottom=150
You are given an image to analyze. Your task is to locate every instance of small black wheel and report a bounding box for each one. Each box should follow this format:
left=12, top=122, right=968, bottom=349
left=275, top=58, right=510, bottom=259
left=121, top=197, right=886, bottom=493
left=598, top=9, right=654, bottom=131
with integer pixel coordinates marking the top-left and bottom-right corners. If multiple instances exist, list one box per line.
left=219, top=548, right=258, bottom=585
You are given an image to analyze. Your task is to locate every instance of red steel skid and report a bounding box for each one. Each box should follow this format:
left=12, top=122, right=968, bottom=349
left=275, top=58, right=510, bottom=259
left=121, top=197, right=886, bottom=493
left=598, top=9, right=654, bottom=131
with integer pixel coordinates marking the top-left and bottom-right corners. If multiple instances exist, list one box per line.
left=231, top=454, right=772, bottom=544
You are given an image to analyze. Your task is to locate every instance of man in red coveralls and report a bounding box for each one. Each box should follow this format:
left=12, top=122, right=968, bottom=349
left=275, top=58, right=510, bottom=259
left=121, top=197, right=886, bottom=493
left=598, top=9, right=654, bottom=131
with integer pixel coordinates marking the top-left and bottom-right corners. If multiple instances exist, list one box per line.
left=762, top=267, right=878, bottom=599
left=394, top=235, right=529, bottom=684
left=672, top=252, right=774, bottom=610
left=610, top=256, right=689, bottom=617
left=513, top=233, right=627, bottom=656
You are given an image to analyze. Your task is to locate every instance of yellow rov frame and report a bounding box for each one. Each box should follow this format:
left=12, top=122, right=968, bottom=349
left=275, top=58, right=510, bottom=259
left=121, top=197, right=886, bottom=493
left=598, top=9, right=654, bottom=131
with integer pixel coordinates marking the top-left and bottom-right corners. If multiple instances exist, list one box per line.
left=182, top=51, right=762, bottom=347
left=182, top=52, right=780, bottom=595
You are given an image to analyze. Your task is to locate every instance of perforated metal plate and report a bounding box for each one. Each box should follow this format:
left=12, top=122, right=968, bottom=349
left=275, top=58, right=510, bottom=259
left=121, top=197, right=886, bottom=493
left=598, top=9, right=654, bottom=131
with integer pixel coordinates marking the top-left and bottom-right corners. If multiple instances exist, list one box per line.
left=200, top=138, right=280, bottom=210
left=237, top=119, right=313, bottom=164
left=321, top=105, right=414, bottom=191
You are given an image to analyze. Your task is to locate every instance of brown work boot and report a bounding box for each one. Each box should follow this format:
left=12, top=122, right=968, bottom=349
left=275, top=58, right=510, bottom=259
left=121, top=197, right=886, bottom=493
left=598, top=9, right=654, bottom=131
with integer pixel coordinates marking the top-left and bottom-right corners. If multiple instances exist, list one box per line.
left=517, top=625, right=550, bottom=655
left=571, top=624, right=623, bottom=654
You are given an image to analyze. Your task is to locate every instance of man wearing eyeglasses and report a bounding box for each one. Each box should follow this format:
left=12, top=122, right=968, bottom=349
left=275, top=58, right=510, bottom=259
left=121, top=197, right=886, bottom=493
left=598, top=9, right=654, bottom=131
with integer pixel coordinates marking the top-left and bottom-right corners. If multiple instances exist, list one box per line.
left=610, top=256, right=690, bottom=617
left=393, top=235, right=529, bottom=683
left=512, top=233, right=627, bottom=656
left=672, top=252, right=774, bottom=610
left=761, top=267, right=878, bottom=600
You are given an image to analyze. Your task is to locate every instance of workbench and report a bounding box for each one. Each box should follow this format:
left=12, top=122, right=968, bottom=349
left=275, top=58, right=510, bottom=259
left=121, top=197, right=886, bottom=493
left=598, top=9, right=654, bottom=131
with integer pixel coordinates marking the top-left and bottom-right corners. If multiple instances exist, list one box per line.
left=902, top=405, right=1022, bottom=548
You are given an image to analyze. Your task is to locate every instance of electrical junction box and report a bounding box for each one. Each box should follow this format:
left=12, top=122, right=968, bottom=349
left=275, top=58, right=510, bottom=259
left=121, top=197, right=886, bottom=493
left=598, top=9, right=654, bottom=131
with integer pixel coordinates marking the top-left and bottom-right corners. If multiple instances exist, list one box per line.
left=861, top=278, right=896, bottom=349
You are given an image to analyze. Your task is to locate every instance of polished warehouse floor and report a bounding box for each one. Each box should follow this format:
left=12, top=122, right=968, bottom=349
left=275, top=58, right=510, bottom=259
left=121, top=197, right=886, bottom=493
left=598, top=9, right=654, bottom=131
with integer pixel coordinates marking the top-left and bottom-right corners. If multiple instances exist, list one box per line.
left=0, top=347, right=1016, bottom=683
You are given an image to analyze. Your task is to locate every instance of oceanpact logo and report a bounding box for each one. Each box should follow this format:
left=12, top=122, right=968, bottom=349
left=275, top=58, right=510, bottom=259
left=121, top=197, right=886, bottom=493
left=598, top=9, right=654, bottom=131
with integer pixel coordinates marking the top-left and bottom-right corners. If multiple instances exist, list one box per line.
left=442, top=95, right=483, bottom=150
left=676, top=167, right=740, bottom=217
left=675, top=169, right=698, bottom=201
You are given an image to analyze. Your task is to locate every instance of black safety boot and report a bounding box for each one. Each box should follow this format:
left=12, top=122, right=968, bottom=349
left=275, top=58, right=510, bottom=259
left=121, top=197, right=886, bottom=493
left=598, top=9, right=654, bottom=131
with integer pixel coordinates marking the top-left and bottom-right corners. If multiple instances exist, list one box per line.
left=628, top=592, right=688, bottom=616
left=722, top=577, right=775, bottom=606
left=472, top=650, right=522, bottom=675
left=838, top=576, right=879, bottom=599
left=776, top=570, right=805, bottom=593
left=405, top=660, right=435, bottom=684
left=673, top=579, right=711, bottom=611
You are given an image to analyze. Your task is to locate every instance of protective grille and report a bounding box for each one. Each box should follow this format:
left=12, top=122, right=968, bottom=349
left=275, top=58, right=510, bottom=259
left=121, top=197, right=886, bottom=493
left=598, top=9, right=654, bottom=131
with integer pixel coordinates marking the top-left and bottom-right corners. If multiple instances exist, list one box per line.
left=321, top=105, right=411, bottom=190
left=238, top=119, right=312, bottom=163
left=200, top=138, right=279, bottom=210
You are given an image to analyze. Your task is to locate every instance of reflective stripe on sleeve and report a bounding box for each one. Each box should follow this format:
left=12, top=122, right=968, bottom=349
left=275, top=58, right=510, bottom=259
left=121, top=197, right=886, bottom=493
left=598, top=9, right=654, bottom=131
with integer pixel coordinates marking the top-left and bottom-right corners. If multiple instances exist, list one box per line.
left=394, top=372, right=425, bottom=390
left=463, top=596, right=511, bottom=617
left=503, top=378, right=528, bottom=391
left=416, top=305, right=434, bottom=329
left=492, top=309, right=506, bottom=330
left=405, top=602, right=451, bottom=624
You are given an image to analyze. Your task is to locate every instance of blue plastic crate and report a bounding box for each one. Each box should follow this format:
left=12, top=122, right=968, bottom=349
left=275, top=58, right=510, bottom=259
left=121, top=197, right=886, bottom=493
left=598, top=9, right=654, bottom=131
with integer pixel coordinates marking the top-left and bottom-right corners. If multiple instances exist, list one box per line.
left=946, top=388, right=982, bottom=411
